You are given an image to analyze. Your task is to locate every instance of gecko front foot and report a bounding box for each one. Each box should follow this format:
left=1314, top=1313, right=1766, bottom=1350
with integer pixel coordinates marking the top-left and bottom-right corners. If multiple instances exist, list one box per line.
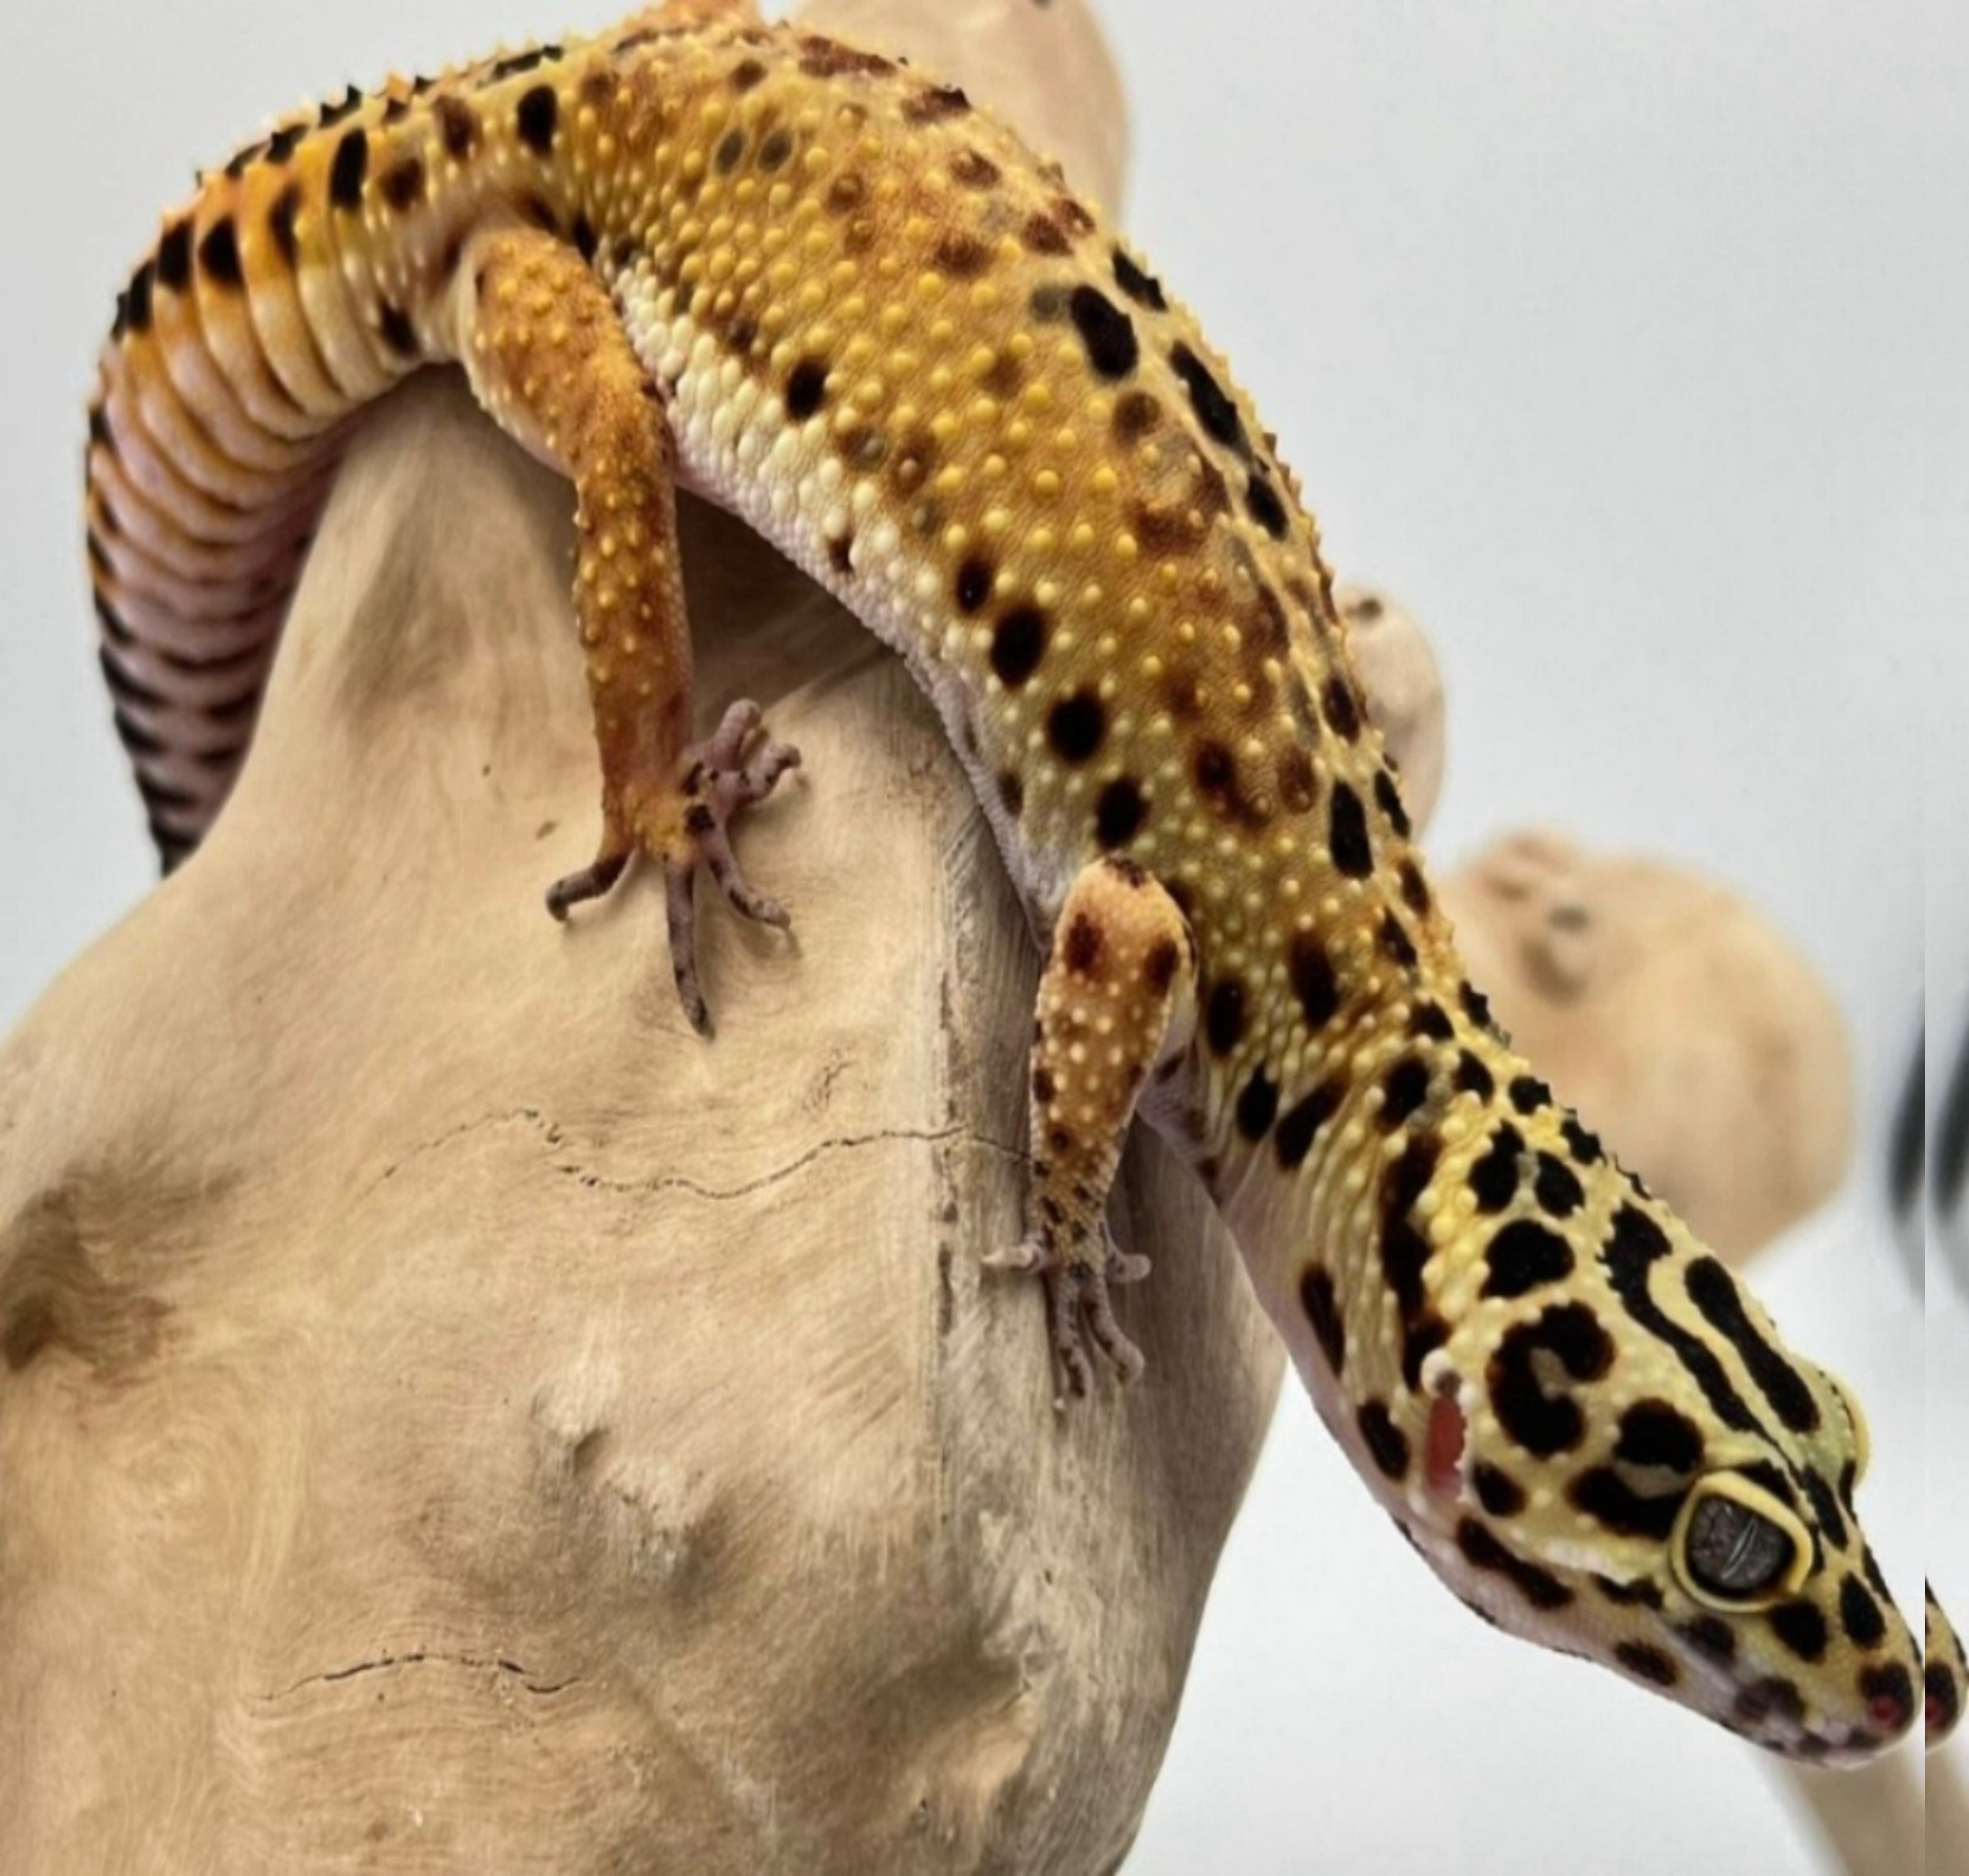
left=547, top=698, right=801, bottom=1034
left=987, top=1226, right=1150, bottom=1398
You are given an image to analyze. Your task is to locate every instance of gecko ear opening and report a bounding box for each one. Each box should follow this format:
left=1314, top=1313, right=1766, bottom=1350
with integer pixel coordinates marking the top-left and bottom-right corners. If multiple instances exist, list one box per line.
left=1424, top=1385, right=1467, bottom=1500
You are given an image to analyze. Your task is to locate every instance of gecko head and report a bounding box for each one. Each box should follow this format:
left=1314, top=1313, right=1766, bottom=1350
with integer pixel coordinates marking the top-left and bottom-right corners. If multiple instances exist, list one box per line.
left=1369, top=1202, right=1920, bottom=1765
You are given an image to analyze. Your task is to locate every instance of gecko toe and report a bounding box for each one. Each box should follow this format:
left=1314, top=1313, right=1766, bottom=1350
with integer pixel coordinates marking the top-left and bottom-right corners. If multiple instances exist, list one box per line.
left=545, top=851, right=630, bottom=922
left=995, top=1238, right=1147, bottom=1398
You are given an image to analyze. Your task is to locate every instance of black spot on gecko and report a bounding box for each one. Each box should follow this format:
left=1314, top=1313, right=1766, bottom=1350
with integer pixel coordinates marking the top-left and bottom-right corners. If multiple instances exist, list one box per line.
left=1095, top=777, right=1147, bottom=850
left=1380, top=1136, right=1439, bottom=1330
left=268, top=186, right=302, bottom=265
left=265, top=123, right=304, bottom=164
left=1112, top=247, right=1167, bottom=310
left=329, top=129, right=369, bottom=209
left=1205, top=979, right=1247, bottom=1055
left=1567, top=1472, right=1679, bottom=1540
left=116, top=261, right=155, bottom=337
left=1563, top=1117, right=1605, bottom=1165
left=1681, top=1613, right=1737, bottom=1659
left=573, top=216, right=598, bottom=263
left=956, top=557, right=993, bottom=614
left=1379, top=914, right=1418, bottom=970
left=1275, top=746, right=1317, bottom=815
left=1474, top=1465, right=1526, bottom=1517
left=1276, top=1080, right=1343, bottom=1171
left=1322, top=675, right=1361, bottom=740
left=156, top=220, right=193, bottom=293
left=1470, top=1124, right=1523, bottom=1213
left=1069, top=286, right=1139, bottom=380
left=1768, top=1601, right=1830, bottom=1664
left=1170, top=343, right=1243, bottom=448
left=996, top=770, right=1024, bottom=818
left=1359, top=1401, right=1411, bottom=1481
left=1301, top=1265, right=1345, bottom=1376
left=1374, top=769, right=1412, bottom=839
left=437, top=96, right=479, bottom=159
left=1457, top=1519, right=1574, bottom=1611
left=489, top=46, right=558, bottom=81
left=936, top=233, right=993, bottom=281
left=1063, top=912, right=1103, bottom=974
left=759, top=128, right=794, bottom=172
left=380, top=157, right=426, bottom=211
left=1328, top=781, right=1373, bottom=878
left=1022, top=213, right=1072, bottom=257
left=1508, top=1075, right=1552, bottom=1116
left=1047, top=691, right=1106, bottom=763
left=715, top=127, right=746, bottom=172
left=904, top=83, right=970, bottom=123
left=991, top=607, right=1048, bottom=687
left=1534, top=1152, right=1585, bottom=1219
left=1288, top=932, right=1339, bottom=1028
left=1460, top=981, right=1497, bottom=1033
left=1411, top=1002, right=1454, bottom=1042
left=1143, top=937, right=1181, bottom=995
left=1454, top=1052, right=1495, bottom=1101
left=1236, top=1071, right=1279, bottom=1141
left=1398, top=862, right=1431, bottom=916
left=1246, top=472, right=1288, bottom=539
left=1840, top=1575, right=1886, bottom=1649
left=1380, top=1058, right=1430, bottom=1129
left=951, top=148, right=1001, bottom=188
left=1482, top=1220, right=1576, bottom=1299
left=515, top=85, right=559, bottom=154
left=318, top=84, right=363, bottom=128
left=1616, top=1643, right=1680, bottom=1688
left=730, top=57, right=767, bottom=92
left=1615, top=1400, right=1705, bottom=1472
left=785, top=359, right=829, bottom=419
left=377, top=304, right=419, bottom=357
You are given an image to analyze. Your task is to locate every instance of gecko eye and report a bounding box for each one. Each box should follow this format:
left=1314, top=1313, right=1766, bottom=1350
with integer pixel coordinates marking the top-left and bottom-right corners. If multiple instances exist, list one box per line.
left=1673, top=1476, right=1811, bottom=1609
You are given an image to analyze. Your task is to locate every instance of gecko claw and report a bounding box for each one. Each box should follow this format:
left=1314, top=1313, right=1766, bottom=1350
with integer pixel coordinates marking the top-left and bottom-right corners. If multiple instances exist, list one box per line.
left=551, top=697, right=800, bottom=1035
left=989, top=1226, right=1148, bottom=1397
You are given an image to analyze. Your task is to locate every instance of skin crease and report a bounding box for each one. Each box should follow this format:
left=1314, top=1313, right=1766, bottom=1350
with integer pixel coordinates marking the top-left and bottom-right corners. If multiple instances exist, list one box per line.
left=78, top=0, right=1940, bottom=1766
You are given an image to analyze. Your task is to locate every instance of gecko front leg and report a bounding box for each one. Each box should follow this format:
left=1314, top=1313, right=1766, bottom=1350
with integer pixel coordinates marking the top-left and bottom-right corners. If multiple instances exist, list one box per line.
left=453, top=224, right=798, bottom=1034
left=988, top=858, right=1199, bottom=1397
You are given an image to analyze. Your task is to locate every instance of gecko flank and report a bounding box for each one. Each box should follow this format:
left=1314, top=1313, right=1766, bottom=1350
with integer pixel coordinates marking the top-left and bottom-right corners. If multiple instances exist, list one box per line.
left=80, top=0, right=1928, bottom=1764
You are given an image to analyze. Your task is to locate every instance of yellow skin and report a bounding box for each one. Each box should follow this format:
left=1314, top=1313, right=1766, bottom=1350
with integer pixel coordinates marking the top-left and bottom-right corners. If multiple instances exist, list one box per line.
left=81, top=0, right=1939, bottom=1765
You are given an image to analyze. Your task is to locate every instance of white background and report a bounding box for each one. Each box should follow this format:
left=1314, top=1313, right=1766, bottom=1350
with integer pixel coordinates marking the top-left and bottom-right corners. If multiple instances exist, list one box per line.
left=0, top=4, right=1960, bottom=1872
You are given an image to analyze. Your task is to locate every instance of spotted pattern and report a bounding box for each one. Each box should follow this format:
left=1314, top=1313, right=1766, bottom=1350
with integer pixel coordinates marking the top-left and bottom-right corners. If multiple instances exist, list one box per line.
left=77, top=1, right=1915, bottom=1770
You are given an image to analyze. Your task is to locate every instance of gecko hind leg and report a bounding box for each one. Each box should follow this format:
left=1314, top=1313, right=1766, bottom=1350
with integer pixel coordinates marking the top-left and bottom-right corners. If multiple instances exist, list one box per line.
left=454, top=225, right=798, bottom=1034
left=986, top=857, right=1199, bottom=1397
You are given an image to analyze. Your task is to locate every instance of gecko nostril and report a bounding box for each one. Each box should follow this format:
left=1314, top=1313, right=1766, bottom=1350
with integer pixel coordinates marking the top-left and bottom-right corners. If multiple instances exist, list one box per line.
left=1862, top=1667, right=1916, bottom=1735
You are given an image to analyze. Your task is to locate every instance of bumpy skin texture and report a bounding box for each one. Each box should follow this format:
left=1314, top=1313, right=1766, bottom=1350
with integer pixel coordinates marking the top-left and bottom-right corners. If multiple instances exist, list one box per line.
left=82, top=0, right=1925, bottom=1764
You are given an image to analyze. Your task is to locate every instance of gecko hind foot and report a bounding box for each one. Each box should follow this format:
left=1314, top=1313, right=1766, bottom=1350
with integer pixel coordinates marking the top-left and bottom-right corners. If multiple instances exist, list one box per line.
left=987, top=1228, right=1149, bottom=1398
left=548, top=698, right=801, bottom=1035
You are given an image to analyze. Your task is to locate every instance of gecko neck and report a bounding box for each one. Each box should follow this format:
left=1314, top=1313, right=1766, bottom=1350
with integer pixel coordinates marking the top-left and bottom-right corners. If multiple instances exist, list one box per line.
left=1194, top=990, right=1565, bottom=1449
